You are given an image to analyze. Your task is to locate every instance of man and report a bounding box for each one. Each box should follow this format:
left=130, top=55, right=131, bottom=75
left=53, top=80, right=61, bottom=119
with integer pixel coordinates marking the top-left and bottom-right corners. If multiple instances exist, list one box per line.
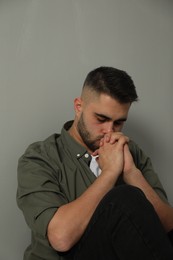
left=17, top=67, right=173, bottom=260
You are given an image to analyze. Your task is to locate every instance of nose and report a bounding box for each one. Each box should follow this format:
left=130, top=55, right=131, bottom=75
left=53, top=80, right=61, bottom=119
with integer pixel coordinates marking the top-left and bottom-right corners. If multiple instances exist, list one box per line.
left=102, top=122, right=114, bottom=134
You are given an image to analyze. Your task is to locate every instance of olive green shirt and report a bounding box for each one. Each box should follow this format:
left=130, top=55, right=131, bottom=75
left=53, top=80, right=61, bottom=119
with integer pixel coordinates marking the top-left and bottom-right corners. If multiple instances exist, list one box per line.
left=17, top=121, right=167, bottom=260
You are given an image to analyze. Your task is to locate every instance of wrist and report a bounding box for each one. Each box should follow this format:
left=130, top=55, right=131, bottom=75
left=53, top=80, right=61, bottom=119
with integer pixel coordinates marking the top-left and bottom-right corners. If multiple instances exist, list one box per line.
left=100, top=168, right=121, bottom=183
left=123, top=168, right=141, bottom=184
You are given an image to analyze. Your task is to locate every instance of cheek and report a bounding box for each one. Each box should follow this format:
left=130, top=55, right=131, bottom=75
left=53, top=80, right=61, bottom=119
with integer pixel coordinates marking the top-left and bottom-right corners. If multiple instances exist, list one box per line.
left=89, top=121, right=102, bottom=135
left=95, top=124, right=107, bottom=135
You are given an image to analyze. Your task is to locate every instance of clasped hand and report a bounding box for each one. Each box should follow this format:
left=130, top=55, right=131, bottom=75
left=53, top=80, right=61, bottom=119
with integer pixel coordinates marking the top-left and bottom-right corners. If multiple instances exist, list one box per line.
left=92, top=132, right=138, bottom=180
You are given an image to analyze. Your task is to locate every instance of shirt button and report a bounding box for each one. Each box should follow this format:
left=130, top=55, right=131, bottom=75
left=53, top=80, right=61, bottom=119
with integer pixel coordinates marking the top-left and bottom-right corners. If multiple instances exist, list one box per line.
left=85, top=153, right=89, bottom=158
left=77, top=154, right=80, bottom=157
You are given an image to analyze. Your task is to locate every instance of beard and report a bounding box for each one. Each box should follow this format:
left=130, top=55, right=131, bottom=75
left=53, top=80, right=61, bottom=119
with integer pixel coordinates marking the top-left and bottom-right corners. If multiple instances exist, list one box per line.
left=77, top=113, right=102, bottom=152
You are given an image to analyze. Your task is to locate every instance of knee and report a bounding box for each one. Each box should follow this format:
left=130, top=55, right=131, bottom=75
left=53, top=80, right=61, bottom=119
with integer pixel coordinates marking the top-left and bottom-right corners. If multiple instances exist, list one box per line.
left=105, top=185, right=145, bottom=201
left=101, top=185, right=152, bottom=213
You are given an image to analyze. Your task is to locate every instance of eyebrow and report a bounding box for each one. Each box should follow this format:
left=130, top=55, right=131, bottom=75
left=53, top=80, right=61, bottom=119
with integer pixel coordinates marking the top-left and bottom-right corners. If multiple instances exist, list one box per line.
left=95, top=113, right=127, bottom=122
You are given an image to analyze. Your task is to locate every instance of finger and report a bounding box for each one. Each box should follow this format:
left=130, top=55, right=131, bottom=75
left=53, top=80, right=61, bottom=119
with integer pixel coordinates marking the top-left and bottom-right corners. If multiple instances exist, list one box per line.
left=116, top=135, right=129, bottom=147
left=99, top=138, right=104, bottom=147
left=104, top=132, right=120, bottom=144
left=109, top=132, right=128, bottom=144
left=92, top=149, right=99, bottom=156
left=103, top=133, right=111, bottom=143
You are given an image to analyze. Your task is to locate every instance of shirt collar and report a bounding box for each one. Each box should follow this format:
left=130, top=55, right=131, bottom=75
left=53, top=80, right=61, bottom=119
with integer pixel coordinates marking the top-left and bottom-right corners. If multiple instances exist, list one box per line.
left=60, top=121, right=92, bottom=165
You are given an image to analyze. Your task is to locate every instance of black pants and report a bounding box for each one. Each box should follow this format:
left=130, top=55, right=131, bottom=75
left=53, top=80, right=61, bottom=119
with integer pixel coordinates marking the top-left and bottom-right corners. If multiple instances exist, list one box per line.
left=64, top=185, right=173, bottom=260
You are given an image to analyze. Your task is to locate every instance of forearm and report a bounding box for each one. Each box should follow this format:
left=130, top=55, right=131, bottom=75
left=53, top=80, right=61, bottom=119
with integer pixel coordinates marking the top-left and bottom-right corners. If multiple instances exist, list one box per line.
left=47, top=170, right=118, bottom=252
left=124, top=169, right=173, bottom=232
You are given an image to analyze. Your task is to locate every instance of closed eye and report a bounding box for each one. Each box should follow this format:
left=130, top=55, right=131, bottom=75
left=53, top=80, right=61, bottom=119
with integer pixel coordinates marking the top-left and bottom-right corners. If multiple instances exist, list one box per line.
left=95, top=113, right=127, bottom=126
left=96, top=114, right=111, bottom=123
left=114, top=120, right=125, bottom=126
left=97, top=117, right=108, bottom=123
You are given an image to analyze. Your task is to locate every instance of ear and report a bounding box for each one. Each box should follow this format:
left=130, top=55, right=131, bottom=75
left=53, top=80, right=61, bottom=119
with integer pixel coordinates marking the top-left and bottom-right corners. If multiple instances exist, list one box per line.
left=74, top=97, right=83, bottom=115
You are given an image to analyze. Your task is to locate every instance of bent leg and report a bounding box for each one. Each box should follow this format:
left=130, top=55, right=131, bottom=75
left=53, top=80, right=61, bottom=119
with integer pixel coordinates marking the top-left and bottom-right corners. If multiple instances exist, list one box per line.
left=74, top=185, right=173, bottom=260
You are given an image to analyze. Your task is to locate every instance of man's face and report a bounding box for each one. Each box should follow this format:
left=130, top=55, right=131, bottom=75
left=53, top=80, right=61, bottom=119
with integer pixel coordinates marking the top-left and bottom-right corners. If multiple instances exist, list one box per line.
left=75, top=93, right=131, bottom=153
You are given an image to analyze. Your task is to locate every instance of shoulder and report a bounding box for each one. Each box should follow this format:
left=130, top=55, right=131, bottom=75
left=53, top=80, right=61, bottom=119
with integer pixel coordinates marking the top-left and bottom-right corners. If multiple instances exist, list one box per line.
left=23, top=133, right=60, bottom=157
left=18, top=133, right=61, bottom=171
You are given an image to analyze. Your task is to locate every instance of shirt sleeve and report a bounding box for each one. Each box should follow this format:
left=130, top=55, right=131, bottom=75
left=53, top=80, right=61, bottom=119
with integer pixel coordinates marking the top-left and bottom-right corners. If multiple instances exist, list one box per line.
left=17, top=140, right=68, bottom=238
left=129, top=140, right=168, bottom=203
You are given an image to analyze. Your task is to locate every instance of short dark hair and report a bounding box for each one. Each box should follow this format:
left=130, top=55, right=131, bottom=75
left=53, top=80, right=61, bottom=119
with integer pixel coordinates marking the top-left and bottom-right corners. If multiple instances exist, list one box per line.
left=83, top=66, right=138, bottom=103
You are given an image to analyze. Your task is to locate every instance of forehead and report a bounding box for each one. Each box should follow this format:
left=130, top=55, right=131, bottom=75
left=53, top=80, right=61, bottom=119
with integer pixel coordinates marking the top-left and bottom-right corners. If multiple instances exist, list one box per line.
left=85, top=93, right=131, bottom=116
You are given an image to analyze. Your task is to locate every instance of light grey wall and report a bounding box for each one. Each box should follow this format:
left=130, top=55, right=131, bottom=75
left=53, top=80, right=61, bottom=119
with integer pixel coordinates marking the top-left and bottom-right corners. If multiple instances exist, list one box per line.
left=0, top=0, right=172, bottom=259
